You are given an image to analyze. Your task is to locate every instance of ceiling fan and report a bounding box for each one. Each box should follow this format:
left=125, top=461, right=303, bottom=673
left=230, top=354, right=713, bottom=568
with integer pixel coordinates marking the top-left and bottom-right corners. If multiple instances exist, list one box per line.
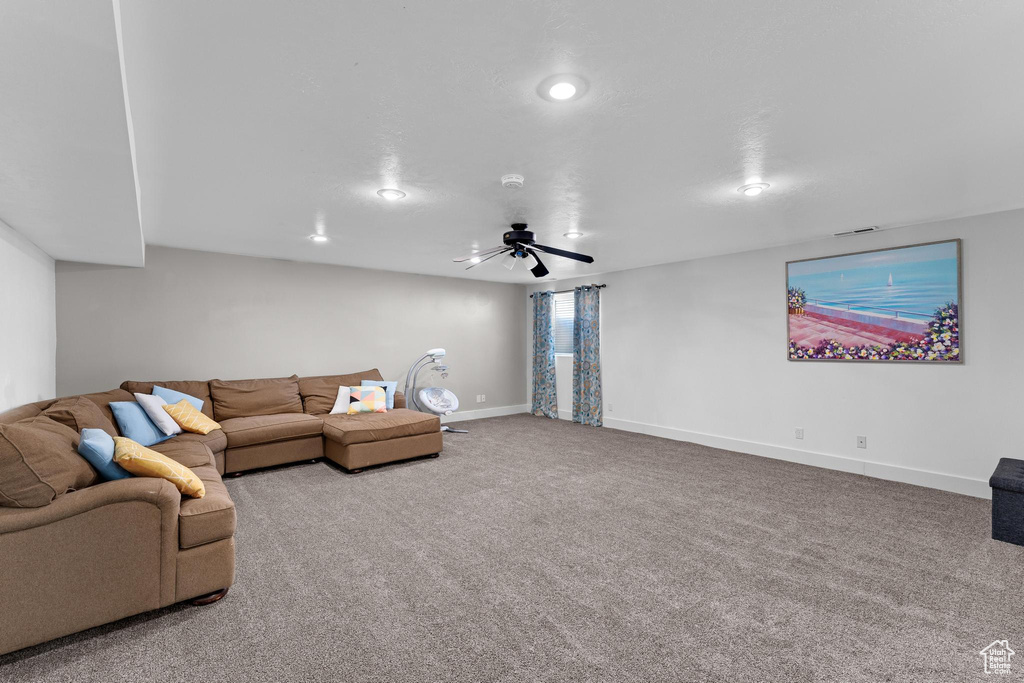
left=453, top=223, right=594, bottom=278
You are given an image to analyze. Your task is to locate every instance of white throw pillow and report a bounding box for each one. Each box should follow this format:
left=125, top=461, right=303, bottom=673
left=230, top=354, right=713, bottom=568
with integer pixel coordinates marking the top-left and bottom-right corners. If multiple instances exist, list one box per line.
left=329, top=386, right=354, bottom=415
left=134, top=392, right=183, bottom=437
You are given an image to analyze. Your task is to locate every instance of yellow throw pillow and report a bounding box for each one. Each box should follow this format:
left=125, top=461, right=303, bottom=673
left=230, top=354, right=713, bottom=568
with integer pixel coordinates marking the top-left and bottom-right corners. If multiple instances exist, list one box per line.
left=163, top=399, right=221, bottom=435
left=113, top=437, right=206, bottom=498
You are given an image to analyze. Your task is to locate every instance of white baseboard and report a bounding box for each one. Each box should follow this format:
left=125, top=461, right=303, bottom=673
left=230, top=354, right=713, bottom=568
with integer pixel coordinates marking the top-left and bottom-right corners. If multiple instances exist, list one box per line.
left=603, top=416, right=991, bottom=499
left=441, top=404, right=529, bottom=424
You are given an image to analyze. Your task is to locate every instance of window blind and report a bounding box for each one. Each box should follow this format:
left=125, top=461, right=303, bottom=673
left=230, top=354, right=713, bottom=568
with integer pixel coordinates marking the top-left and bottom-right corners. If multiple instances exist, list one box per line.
left=553, top=291, right=574, bottom=354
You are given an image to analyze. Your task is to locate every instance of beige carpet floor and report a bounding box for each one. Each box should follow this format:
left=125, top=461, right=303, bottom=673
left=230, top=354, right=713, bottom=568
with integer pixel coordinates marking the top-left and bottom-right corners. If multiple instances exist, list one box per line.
left=2, top=414, right=1022, bottom=682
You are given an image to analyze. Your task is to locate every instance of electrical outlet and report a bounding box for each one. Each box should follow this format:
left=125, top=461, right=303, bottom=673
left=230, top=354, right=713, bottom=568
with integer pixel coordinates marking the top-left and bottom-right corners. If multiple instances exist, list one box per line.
left=607, top=403, right=613, bottom=412
left=480, top=394, right=486, bottom=403
left=857, top=435, right=867, bottom=449
left=795, top=428, right=804, bottom=440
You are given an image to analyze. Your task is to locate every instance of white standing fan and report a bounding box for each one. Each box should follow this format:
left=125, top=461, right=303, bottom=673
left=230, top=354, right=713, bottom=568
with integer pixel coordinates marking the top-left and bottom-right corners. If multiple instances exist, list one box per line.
left=404, top=348, right=468, bottom=434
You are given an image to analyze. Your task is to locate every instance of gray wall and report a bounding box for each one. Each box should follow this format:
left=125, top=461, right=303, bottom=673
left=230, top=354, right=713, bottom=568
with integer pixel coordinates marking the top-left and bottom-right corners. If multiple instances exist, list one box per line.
left=0, top=219, right=55, bottom=410
left=528, top=208, right=1024, bottom=497
left=56, top=246, right=527, bottom=411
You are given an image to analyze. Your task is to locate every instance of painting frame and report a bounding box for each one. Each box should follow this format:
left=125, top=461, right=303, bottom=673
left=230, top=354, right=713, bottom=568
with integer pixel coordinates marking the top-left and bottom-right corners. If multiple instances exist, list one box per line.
left=785, top=238, right=963, bottom=363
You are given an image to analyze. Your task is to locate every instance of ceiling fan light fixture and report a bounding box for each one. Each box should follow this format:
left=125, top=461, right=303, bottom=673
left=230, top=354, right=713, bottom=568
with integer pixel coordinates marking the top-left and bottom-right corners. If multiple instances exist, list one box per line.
left=501, top=174, right=524, bottom=189
left=527, top=250, right=550, bottom=278
left=454, top=223, right=594, bottom=278
left=377, top=188, right=406, bottom=201
left=738, top=183, right=769, bottom=197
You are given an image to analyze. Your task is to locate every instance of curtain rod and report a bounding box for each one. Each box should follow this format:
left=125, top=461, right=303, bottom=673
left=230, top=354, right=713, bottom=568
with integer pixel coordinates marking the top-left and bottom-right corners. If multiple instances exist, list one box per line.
left=529, top=284, right=606, bottom=298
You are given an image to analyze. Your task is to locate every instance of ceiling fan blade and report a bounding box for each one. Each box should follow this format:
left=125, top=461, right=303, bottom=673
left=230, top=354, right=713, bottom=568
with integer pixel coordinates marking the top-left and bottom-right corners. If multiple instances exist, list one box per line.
left=464, top=248, right=510, bottom=270
left=526, top=249, right=549, bottom=278
left=532, top=243, right=595, bottom=264
left=453, top=245, right=506, bottom=263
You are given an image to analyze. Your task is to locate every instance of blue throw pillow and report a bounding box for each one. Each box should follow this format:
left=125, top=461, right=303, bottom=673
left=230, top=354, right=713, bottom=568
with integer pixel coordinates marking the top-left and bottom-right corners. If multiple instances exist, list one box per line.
left=109, top=401, right=172, bottom=447
left=361, top=379, right=398, bottom=410
left=152, top=385, right=204, bottom=412
left=78, top=428, right=132, bottom=481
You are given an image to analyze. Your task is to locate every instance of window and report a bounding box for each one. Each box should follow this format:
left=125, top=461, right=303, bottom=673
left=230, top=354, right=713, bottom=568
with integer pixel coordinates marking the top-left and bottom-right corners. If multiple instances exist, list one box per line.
left=553, top=291, right=574, bottom=354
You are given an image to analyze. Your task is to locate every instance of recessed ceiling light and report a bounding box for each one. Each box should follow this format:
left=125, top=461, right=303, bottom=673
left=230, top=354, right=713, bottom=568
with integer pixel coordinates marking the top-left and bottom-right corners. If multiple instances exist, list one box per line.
left=377, top=188, right=406, bottom=201
left=563, top=231, right=583, bottom=239
left=309, top=234, right=329, bottom=243
left=537, top=74, right=588, bottom=102
left=738, top=183, right=769, bottom=197
left=549, top=82, right=576, bottom=100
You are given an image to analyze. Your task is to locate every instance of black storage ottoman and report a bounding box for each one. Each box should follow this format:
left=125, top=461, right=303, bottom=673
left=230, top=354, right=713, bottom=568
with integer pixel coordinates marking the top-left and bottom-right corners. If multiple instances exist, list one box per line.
left=990, top=458, right=1024, bottom=546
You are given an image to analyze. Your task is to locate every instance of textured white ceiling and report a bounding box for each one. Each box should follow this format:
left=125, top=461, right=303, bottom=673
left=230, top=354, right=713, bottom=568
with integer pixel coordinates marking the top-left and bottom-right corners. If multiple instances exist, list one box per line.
left=7, top=2, right=1024, bottom=280
left=0, top=0, right=143, bottom=266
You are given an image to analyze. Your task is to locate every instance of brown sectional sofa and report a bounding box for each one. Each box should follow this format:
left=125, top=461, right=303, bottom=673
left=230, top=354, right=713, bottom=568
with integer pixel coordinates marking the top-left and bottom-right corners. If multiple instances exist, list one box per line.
left=0, top=369, right=442, bottom=655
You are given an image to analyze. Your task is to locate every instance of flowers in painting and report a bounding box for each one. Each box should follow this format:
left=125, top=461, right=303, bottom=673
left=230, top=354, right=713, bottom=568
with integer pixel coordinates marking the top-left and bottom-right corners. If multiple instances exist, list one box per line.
left=788, top=287, right=806, bottom=309
left=789, top=303, right=959, bottom=362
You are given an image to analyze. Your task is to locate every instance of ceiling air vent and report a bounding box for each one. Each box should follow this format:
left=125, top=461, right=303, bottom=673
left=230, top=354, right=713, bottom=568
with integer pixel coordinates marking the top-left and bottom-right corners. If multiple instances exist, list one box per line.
left=833, top=226, right=879, bottom=237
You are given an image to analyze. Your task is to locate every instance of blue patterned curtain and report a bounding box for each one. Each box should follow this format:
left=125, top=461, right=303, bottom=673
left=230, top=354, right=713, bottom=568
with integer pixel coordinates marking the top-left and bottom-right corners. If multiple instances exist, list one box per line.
left=572, top=286, right=602, bottom=426
left=531, top=291, right=557, bottom=419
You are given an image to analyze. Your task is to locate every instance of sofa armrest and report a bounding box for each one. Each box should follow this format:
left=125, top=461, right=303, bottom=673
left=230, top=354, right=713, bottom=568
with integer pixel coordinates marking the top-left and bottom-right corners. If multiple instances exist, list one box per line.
left=0, top=478, right=181, bottom=655
left=394, top=391, right=406, bottom=409
left=0, top=477, right=180, bottom=535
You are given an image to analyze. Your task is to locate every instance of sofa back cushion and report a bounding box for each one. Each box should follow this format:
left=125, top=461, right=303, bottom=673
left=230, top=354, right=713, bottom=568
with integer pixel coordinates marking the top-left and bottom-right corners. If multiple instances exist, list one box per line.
left=76, top=389, right=136, bottom=426
left=41, top=396, right=118, bottom=438
left=120, top=380, right=215, bottom=419
left=298, top=369, right=384, bottom=415
left=0, top=416, right=99, bottom=508
left=0, top=401, right=50, bottom=425
left=209, top=376, right=303, bottom=420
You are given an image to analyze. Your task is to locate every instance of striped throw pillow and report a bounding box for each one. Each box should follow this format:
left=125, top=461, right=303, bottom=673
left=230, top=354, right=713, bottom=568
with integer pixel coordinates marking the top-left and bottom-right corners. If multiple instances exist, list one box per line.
left=113, top=437, right=206, bottom=498
left=163, top=399, right=221, bottom=435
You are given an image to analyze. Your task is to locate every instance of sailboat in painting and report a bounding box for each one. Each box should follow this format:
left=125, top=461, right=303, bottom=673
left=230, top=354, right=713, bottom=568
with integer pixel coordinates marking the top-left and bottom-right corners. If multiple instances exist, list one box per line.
left=887, top=273, right=893, bottom=287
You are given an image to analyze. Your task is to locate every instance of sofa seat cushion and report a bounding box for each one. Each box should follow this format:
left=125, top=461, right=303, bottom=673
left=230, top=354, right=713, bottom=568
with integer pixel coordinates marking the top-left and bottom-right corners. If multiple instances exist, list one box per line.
left=321, top=409, right=440, bottom=446
left=219, top=413, right=323, bottom=449
left=149, top=439, right=216, bottom=469
left=173, top=429, right=227, bottom=455
left=178, top=464, right=235, bottom=549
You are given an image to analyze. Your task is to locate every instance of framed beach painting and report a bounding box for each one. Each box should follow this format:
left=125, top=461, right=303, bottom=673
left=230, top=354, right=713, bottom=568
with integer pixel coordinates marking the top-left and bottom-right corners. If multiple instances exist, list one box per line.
left=787, top=239, right=961, bottom=362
